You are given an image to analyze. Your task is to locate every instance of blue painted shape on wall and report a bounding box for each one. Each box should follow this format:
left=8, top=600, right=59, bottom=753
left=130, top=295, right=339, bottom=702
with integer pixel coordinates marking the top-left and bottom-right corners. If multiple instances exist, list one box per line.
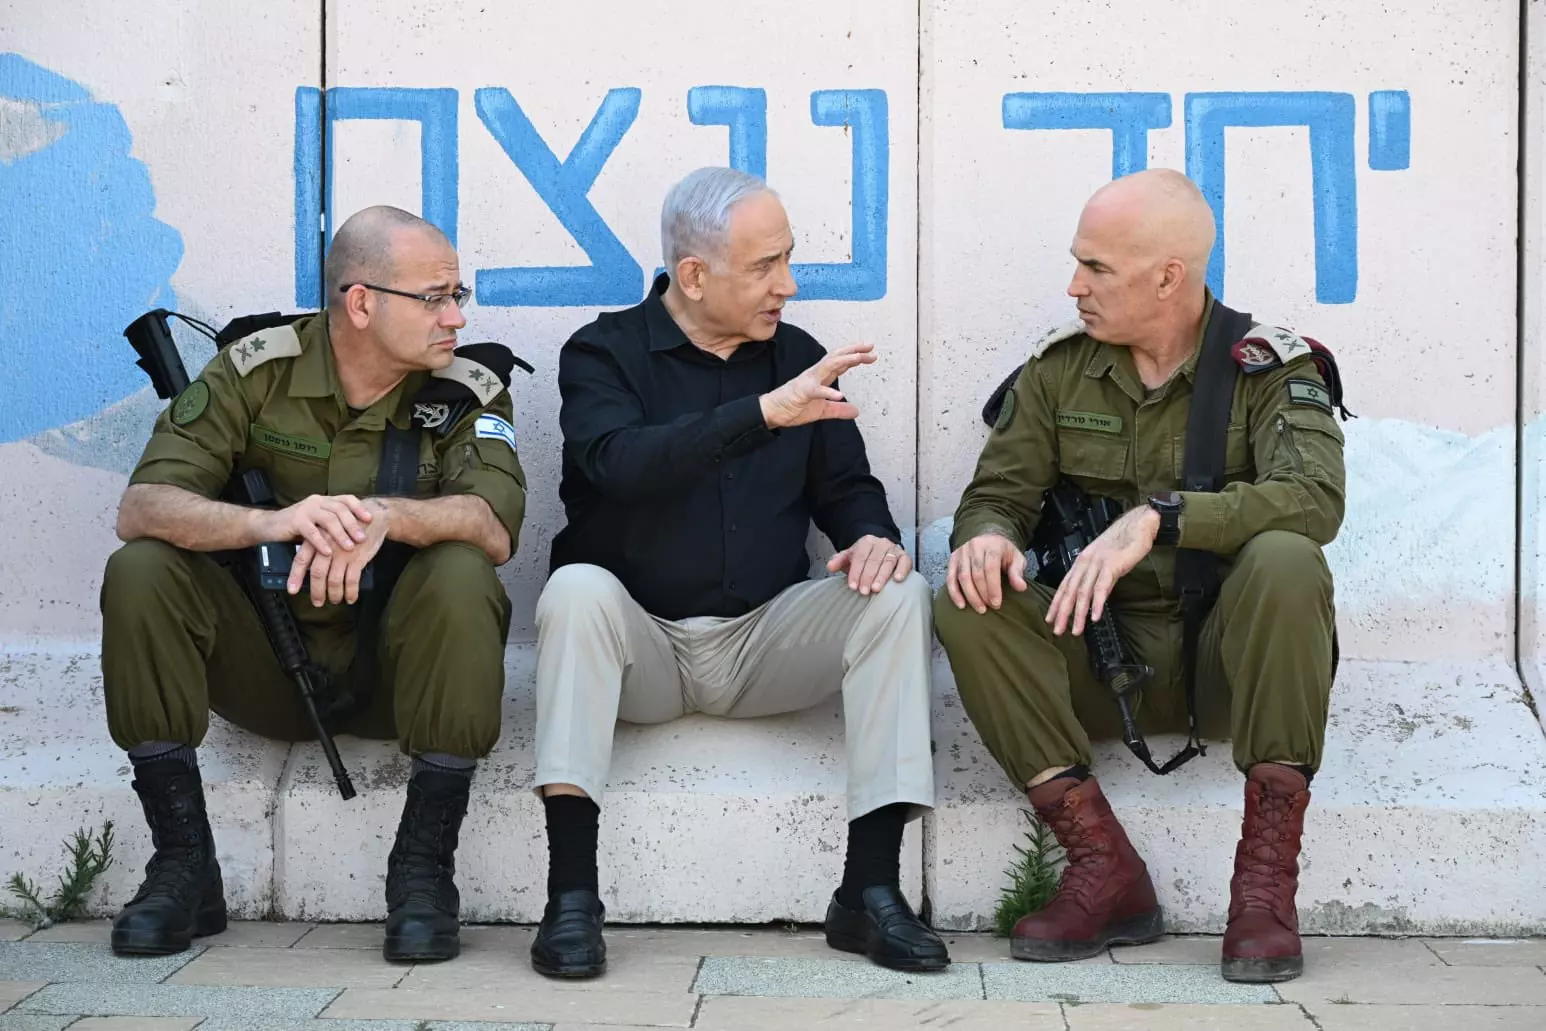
left=689, top=86, right=768, bottom=179
left=294, top=87, right=459, bottom=308
left=1185, top=91, right=1358, bottom=304
left=294, top=87, right=324, bottom=308
left=0, top=54, right=184, bottom=441
left=1003, top=92, right=1172, bottom=179
left=792, top=89, right=889, bottom=302
left=1369, top=89, right=1412, bottom=171
left=474, top=87, right=643, bottom=307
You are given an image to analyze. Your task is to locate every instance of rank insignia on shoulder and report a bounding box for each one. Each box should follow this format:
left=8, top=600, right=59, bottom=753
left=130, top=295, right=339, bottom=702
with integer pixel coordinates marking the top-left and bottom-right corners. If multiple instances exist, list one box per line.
left=229, top=324, right=303, bottom=377
left=1234, top=323, right=1355, bottom=421
left=1027, top=318, right=1087, bottom=360
left=430, top=341, right=533, bottom=405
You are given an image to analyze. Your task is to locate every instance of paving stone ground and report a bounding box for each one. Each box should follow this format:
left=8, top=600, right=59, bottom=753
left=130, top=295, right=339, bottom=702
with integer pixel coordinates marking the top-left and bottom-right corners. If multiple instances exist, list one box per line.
left=0, top=920, right=1544, bottom=1029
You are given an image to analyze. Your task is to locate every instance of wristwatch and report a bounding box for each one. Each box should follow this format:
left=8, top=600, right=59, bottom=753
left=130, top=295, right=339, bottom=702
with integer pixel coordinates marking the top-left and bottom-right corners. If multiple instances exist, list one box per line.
left=1147, top=490, right=1184, bottom=546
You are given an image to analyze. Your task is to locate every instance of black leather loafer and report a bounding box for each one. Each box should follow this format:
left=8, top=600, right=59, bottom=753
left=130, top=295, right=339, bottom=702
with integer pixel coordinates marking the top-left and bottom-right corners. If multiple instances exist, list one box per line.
left=824, top=885, right=950, bottom=972
left=530, top=889, right=607, bottom=978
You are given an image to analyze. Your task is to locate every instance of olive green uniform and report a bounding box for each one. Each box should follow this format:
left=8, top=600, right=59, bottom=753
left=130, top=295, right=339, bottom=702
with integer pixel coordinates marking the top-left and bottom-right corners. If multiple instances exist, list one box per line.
left=933, top=295, right=1346, bottom=785
left=101, top=313, right=527, bottom=759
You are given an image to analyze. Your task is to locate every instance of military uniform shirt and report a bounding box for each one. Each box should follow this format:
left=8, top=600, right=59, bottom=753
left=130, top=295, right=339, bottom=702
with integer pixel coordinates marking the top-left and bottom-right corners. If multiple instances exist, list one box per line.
left=128, top=311, right=527, bottom=633
left=950, top=293, right=1346, bottom=610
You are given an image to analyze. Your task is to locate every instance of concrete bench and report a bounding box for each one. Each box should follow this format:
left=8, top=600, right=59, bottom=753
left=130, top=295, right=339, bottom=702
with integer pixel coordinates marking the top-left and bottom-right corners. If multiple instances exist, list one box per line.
left=4, top=642, right=1544, bottom=935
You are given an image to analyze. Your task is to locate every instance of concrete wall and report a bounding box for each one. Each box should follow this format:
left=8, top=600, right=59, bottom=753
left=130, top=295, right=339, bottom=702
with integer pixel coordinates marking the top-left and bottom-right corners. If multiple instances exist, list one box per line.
left=5, top=1, right=1546, bottom=929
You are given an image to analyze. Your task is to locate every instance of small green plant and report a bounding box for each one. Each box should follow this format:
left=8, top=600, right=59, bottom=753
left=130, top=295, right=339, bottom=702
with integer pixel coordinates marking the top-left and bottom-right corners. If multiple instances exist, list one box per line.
left=992, top=808, right=1064, bottom=937
left=5, top=821, right=116, bottom=930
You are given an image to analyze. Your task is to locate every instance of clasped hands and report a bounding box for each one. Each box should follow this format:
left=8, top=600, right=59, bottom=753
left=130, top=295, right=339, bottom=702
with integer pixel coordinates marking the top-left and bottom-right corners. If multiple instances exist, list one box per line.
left=253, top=494, right=391, bottom=607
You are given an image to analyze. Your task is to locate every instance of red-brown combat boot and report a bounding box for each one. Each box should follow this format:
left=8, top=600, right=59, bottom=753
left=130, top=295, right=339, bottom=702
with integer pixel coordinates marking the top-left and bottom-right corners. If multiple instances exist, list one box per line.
left=1011, top=775, right=1165, bottom=961
left=1221, top=763, right=1311, bottom=983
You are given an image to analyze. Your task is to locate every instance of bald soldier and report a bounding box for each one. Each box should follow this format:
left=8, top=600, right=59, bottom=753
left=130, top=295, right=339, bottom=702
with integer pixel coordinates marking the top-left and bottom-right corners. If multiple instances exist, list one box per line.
left=100, top=206, right=526, bottom=962
left=934, top=169, right=1347, bottom=983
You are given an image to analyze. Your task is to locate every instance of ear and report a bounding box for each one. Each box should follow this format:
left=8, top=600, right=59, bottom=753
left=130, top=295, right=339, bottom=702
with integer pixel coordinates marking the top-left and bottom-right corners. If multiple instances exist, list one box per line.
left=342, top=285, right=372, bottom=329
left=675, top=256, right=709, bottom=301
left=1156, top=258, right=1187, bottom=300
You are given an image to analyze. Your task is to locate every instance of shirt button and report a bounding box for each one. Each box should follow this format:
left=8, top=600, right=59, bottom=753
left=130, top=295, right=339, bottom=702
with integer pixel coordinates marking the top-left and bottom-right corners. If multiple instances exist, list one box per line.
left=726, top=471, right=735, bottom=479
left=730, top=523, right=738, bottom=532
left=728, top=580, right=737, bottom=590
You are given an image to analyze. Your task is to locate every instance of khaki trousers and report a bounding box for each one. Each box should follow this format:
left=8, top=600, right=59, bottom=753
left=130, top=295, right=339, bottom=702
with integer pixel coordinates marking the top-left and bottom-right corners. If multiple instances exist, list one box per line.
left=533, top=563, right=936, bottom=820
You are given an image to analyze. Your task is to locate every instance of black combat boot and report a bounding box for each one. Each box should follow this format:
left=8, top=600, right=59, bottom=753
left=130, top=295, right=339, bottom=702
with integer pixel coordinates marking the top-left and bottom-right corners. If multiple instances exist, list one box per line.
left=383, top=768, right=470, bottom=962
left=111, top=758, right=227, bottom=956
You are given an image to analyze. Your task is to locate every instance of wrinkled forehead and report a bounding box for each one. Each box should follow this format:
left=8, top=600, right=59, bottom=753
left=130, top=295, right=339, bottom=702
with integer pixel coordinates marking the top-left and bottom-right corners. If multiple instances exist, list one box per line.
left=725, top=192, right=793, bottom=261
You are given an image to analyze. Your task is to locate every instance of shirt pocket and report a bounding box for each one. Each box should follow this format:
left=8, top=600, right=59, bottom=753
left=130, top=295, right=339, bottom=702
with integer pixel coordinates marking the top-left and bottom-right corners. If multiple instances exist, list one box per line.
left=1057, top=430, right=1129, bottom=484
left=244, top=445, right=330, bottom=506
left=1170, top=424, right=1251, bottom=481
left=1273, top=410, right=1344, bottom=479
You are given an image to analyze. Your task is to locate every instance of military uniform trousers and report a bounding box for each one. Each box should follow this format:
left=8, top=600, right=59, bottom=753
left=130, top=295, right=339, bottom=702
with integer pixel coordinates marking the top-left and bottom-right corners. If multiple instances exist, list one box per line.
left=533, top=563, right=937, bottom=820
left=933, top=530, right=1335, bottom=786
left=101, top=538, right=512, bottom=759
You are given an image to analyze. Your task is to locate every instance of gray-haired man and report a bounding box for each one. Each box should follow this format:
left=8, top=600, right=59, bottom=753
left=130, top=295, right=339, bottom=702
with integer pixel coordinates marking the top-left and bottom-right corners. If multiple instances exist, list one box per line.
left=528, top=167, right=946, bottom=977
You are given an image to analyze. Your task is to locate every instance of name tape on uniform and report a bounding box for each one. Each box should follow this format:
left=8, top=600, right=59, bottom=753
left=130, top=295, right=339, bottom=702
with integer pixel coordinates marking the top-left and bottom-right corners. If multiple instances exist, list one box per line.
left=475, top=414, right=518, bottom=451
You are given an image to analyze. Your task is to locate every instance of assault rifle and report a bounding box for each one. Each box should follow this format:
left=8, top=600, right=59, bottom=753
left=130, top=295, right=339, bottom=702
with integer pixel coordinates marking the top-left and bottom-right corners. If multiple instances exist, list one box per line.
left=1028, top=479, right=1200, bottom=775
left=124, top=309, right=357, bottom=800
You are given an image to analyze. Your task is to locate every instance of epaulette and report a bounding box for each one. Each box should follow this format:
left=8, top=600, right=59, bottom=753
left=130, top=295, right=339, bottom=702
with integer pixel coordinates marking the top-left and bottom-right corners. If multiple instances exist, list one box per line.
left=412, top=341, right=534, bottom=436
left=1232, top=323, right=1354, bottom=420
left=1026, top=318, right=1088, bottom=360
left=228, top=323, right=304, bottom=378
left=980, top=319, right=1087, bottom=428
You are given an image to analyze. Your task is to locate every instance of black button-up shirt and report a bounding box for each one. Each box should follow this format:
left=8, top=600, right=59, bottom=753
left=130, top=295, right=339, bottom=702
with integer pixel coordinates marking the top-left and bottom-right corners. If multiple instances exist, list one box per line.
left=550, top=274, right=901, bottom=620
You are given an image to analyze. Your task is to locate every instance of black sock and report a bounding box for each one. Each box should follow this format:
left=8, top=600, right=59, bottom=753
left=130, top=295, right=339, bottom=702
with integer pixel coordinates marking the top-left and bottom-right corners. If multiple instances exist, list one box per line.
left=1290, top=764, right=1314, bottom=786
left=1051, top=764, right=1090, bottom=786
left=127, top=741, right=197, bottom=772
left=544, top=794, right=600, bottom=898
left=837, top=803, right=910, bottom=909
left=413, top=752, right=476, bottom=781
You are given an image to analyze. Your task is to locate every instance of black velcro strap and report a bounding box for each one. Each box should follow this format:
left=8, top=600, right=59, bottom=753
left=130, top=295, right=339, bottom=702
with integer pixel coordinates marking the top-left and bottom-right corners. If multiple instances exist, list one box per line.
left=215, top=311, right=311, bottom=348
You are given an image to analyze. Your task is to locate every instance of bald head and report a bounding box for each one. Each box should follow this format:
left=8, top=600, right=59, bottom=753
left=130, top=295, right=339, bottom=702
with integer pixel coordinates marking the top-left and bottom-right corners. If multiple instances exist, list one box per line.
left=1081, top=169, right=1216, bottom=283
left=323, top=205, right=451, bottom=309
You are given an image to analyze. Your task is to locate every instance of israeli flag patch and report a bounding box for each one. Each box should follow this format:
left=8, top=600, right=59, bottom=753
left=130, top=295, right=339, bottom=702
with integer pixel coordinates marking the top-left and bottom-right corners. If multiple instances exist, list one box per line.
left=474, top=414, right=518, bottom=451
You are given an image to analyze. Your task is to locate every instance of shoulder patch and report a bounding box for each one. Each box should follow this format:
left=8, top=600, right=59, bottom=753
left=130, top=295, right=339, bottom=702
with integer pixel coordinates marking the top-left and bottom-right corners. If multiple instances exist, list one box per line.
left=474, top=413, right=518, bottom=451
left=433, top=353, right=507, bottom=406
left=1286, top=377, right=1335, bottom=415
left=1027, top=319, right=1088, bottom=360
left=170, top=380, right=210, bottom=426
left=228, top=324, right=303, bottom=378
left=994, top=386, right=1017, bottom=431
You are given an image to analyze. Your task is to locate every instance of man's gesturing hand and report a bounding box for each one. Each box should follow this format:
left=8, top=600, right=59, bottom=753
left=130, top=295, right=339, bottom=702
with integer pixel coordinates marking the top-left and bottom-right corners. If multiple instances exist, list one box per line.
left=828, top=534, right=912, bottom=595
left=760, top=343, right=877, bottom=429
left=946, top=532, right=1030, bottom=614
left=287, top=498, right=391, bottom=606
left=1045, top=504, right=1160, bottom=636
left=258, top=493, right=374, bottom=557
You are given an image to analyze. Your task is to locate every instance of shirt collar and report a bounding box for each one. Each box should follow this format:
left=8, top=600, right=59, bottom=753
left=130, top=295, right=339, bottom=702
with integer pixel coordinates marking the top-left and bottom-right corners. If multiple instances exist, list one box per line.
left=287, top=313, right=338, bottom=399
left=287, top=312, right=421, bottom=429
left=1083, top=288, right=1218, bottom=387
left=645, top=273, right=694, bottom=352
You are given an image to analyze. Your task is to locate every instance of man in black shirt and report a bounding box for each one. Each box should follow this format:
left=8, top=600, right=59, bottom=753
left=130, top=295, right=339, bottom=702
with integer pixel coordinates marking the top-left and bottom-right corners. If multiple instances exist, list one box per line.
left=529, top=167, right=946, bottom=977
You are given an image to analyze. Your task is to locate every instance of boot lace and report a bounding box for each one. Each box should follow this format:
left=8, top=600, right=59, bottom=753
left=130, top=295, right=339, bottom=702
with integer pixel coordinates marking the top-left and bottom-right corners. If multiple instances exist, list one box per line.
left=386, top=784, right=463, bottom=909
left=1233, top=786, right=1300, bottom=913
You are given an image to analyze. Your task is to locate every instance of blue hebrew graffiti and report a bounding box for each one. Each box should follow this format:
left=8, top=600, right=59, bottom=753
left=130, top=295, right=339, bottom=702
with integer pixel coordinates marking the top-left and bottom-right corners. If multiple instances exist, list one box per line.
left=1369, top=90, right=1412, bottom=171
left=474, top=87, right=643, bottom=307
left=1002, top=92, right=1172, bottom=179
left=673, top=87, right=889, bottom=302
left=689, top=86, right=768, bottom=179
left=294, top=86, right=459, bottom=308
left=792, top=89, right=889, bottom=302
left=1185, top=91, right=1358, bottom=304
left=0, top=54, right=184, bottom=442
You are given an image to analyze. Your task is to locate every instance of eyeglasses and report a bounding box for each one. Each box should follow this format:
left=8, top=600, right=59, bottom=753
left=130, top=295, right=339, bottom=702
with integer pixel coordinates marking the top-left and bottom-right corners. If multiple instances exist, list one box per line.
left=342, top=282, right=472, bottom=311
